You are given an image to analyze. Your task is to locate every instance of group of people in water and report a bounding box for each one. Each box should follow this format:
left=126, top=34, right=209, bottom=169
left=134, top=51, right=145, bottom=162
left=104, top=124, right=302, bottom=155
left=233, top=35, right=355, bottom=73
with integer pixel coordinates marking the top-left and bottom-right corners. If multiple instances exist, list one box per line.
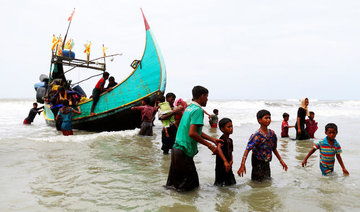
left=131, top=86, right=350, bottom=192
left=281, top=98, right=318, bottom=139
left=24, top=80, right=350, bottom=192
left=24, top=72, right=118, bottom=135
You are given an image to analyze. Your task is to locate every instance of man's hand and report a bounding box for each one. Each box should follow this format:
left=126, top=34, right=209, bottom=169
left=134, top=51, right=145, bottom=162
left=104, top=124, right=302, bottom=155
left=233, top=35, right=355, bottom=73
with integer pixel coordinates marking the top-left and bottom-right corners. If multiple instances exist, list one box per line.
left=214, top=138, right=224, bottom=145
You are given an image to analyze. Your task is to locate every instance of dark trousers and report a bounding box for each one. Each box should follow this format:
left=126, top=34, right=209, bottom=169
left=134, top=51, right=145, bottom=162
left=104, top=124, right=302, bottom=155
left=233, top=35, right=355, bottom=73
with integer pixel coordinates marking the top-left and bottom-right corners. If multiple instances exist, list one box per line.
left=161, top=124, right=177, bottom=153
left=251, top=154, right=271, bottom=181
left=166, top=148, right=199, bottom=192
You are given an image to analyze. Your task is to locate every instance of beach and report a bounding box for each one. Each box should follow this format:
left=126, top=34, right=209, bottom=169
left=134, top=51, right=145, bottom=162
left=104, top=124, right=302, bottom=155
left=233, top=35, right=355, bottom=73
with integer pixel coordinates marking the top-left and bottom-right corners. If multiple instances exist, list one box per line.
left=0, top=99, right=359, bottom=211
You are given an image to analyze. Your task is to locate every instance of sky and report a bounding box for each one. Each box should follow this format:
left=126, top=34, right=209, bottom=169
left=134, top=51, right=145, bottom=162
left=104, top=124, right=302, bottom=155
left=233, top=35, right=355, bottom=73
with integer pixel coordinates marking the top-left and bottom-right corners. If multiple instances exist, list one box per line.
left=1, top=0, right=360, bottom=100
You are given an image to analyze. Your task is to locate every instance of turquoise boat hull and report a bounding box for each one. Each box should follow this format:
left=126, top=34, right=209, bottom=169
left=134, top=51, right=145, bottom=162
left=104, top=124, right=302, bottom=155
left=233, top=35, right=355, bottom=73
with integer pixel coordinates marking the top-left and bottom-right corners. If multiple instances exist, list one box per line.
left=43, top=11, right=166, bottom=131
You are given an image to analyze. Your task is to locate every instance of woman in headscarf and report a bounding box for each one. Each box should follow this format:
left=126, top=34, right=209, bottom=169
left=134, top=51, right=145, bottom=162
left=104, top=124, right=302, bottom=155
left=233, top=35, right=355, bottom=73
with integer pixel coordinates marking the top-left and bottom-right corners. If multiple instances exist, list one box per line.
left=174, top=98, right=187, bottom=127
left=295, top=98, right=310, bottom=140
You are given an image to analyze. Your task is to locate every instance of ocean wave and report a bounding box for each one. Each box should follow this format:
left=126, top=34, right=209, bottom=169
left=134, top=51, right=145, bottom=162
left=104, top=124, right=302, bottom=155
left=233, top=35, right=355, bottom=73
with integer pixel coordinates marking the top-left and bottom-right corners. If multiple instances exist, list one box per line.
left=29, top=129, right=140, bottom=143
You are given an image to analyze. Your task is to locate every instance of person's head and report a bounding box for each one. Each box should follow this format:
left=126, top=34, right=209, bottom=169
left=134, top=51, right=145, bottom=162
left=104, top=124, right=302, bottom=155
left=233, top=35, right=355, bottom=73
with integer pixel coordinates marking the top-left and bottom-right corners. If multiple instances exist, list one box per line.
left=219, top=118, right=233, bottom=135
left=213, top=109, right=219, bottom=115
left=325, top=123, right=338, bottom=140
left=192, top=85, right=209, bottom=107
left=309, top=111, right=315, bottom=120
left=158, top=95, right=165, bottom=103
left=283, top=112, right=289, bottom=121
left=62, top=99, right=69, bottom=107
left=301, top=98, right=309, bottom=108
left=142, top=98, right=150, bottom=105
left=109, top=76, right=115, bottom=83
left=103, top=72, right=110, bottom=80
left=33, top=102, right=38, bottom=108
left=257, top=109, right=271, bottom=127
left=175, top=98, right=187, bottom=109
left=166, top=93, right=176, bottom=106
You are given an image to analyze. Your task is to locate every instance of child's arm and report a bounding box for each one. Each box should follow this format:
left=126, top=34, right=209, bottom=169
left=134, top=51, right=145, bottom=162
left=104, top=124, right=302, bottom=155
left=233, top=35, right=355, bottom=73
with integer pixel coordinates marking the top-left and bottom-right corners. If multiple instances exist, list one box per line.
left=336, top=154, right=349, bottom=175
left=273, top=149, right=288, bottom=171
left=302, top=148, right=316, bottom=167
left=237, top=149, right=250, bottom=177
left=189, top=125, right=218, bottom=154
left=296, top=117, right=301, bottom=134
left=217, top=144, right=231, bottom=172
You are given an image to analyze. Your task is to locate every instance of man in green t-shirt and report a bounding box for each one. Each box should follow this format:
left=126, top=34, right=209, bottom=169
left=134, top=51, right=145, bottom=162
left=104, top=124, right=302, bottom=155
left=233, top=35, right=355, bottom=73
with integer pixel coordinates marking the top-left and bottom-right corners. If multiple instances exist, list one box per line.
left=166, top=85, right=223, bottom=192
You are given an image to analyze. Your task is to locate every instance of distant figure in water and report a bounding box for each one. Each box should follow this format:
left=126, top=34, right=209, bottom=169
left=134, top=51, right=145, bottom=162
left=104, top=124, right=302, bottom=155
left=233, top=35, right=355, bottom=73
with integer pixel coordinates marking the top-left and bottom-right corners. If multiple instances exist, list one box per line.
left=295, top=98, right=310, bottom=140
left=209, top=109, right=219, bottom=128
left=23, top=103, right=44, bottom=125
left=166, top=86, right=223, bottom=192
left=56, top=100, right=81, bottom=136
left=281, top=112, right=295, bottom=138
left=131, top=98, right=158, bottom=136
left=214, top=118, right=236, bottom=186
left=91, top=72, right=109, bottom=116
left=238, top=110, right=288, bottom=181
left=302, top=123, right=349, bottom=176
left=305, top=111, right=318, bottom=138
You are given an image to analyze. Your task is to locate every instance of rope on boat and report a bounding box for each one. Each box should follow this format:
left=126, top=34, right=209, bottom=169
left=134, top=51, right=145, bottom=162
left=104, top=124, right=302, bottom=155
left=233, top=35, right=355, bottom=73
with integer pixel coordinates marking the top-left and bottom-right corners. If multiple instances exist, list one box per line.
left=71, top=73, right=103, bottom=86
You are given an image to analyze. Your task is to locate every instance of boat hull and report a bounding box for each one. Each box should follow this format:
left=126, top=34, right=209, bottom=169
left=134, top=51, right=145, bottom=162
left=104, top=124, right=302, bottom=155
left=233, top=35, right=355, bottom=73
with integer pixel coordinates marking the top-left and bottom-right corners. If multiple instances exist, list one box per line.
left=45, top=92, right=160, bottom=132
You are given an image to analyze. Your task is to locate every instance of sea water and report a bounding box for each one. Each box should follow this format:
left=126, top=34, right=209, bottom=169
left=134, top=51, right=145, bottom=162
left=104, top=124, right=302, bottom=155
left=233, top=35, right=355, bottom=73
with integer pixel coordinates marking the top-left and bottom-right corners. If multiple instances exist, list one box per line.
left=0, top=99, right=359, bottom=211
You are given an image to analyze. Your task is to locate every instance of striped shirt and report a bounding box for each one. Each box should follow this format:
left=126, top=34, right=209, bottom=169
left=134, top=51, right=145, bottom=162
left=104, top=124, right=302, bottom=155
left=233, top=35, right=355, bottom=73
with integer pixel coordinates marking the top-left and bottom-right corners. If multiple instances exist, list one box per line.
left=314, top=137, right=342, bottom=169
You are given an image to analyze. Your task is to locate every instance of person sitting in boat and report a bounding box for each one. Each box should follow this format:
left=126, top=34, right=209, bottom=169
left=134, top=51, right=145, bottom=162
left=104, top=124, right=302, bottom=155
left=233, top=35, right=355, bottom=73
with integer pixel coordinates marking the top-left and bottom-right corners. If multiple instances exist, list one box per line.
left=56, top=100, right=81, bottom=136
left=23, top=103, right=44, bottom=125
left=90, top=72, right=109, bottom=116
left=131, top=98, right=159, bottom=136
left=106, top=76, right=118, bottom=90
left=51, top=86, right=81, bottom=107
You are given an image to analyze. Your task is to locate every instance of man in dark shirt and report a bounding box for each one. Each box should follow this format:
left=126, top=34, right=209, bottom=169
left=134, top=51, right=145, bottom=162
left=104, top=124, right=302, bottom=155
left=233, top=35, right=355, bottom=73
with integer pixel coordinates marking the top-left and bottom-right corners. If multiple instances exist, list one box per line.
left=23, top=103, right=44, bottom=124
left=106, top=76, right=118, bottom=89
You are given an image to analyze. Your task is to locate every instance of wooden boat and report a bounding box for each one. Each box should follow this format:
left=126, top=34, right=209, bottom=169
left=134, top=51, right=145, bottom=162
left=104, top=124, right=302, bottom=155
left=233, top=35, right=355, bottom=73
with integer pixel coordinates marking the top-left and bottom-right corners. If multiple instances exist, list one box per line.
left=42, top=10, right=166, bottom=131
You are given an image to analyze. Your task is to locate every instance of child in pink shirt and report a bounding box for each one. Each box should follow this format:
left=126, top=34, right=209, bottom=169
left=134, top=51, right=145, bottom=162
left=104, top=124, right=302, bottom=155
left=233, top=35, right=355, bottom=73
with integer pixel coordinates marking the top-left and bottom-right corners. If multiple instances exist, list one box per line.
left=281, top=113, right=294, bottom=138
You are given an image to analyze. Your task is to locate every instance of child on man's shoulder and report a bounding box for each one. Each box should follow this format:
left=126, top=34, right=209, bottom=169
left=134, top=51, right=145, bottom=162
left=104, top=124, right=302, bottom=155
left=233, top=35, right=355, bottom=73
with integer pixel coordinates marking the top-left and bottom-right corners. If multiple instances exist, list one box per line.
left=302, top=123, right=349, bottom=176
left=214, top=118, right=236, bottom=186
left=238, top=109, right=288, bottom=181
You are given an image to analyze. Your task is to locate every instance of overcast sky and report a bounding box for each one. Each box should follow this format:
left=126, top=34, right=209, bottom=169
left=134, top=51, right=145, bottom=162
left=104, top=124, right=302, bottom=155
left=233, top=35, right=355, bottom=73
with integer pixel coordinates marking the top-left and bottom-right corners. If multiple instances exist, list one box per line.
left=1, top=0, right=359, bottom=100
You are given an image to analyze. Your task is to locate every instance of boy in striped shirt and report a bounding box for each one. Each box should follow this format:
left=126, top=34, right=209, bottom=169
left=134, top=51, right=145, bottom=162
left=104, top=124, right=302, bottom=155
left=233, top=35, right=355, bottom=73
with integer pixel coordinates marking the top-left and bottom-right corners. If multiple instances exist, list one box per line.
left=302, top=123, right=349, bottom=176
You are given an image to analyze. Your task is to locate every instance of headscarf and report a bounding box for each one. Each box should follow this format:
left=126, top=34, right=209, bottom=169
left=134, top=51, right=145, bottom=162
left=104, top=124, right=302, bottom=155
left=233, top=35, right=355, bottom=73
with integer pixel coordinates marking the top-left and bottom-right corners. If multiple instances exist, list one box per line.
left=175, top=98, right=187, bottom=114
left=300, top=98, right=310, bottom=116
